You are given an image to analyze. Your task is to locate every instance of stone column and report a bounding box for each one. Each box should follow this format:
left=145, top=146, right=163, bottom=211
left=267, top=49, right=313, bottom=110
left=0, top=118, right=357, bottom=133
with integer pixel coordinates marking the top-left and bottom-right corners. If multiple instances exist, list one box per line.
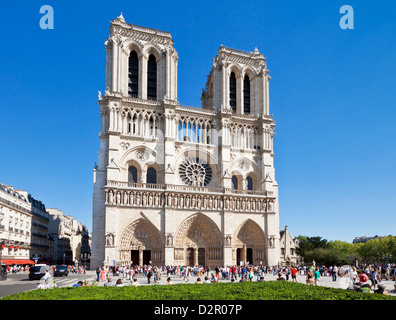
left=236, top=75, right=242, bottom=114
left=242, top=244, right=247, bottom=264
left=222, top=64, right=227, bottom=108
left=166, top=51, right=171, bottom=99
left=112, top=40, right=119, bottom=92
left=194, top=248, right=198, bottom=266
left=139, top=248, right=143, bottom=266
left=141, top=55, right=148, bottom=99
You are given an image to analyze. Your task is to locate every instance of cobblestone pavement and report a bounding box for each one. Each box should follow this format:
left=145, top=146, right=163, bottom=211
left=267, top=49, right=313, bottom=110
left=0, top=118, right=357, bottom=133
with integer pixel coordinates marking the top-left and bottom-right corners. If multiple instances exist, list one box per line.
left=92, top=271, right=396, bottom=296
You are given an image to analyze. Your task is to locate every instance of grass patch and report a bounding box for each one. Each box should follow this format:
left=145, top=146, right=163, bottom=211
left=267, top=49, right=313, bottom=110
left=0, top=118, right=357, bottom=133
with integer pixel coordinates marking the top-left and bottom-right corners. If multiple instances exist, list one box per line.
left=2, top=281, right=396, bottom=300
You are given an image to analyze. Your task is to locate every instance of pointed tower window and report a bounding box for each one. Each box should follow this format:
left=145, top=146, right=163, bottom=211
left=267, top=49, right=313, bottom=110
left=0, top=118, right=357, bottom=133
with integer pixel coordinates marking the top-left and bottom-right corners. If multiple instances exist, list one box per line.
left=146, top=167, right=157, bottom=184
left=128, top=51, right=139, bottom=97
left=246, top=176, right=253, bottom=191
left=128, top=165, right=138, bottom=183
left=229, top=72, right=237, bottom=112
left=232, top=175, right=238, bottom=190
left=243, top=75, right=250, bottom=114
left=147, top=54, right=157, bottom=100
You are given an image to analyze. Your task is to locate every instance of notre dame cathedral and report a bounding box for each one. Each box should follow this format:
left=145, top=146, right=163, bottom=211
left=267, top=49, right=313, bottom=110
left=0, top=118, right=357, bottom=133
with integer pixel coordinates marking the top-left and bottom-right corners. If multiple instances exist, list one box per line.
left=91, top=14, right=281, bottom=269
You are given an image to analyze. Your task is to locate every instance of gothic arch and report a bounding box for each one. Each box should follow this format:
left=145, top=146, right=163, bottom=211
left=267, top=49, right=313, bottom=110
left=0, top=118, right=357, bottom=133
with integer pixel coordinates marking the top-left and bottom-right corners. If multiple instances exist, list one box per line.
left=122, top=39, right=144, bottom=58
left=175, top=212, right=222, bottom=248
left=230, top=156, right=261, bottom=180
left=232, top=219, right=266, bottom=264
left=118, top=217, right=164, bottom=265
left=120, top=145, right=158, bottom=169
left=227, top=63, right=243, bottom=78
left=242, top=66, right=255, bottom=79
left=174, top=213, right=223, bottom=266
left=233, top=219, right=265, bottom=247
left=143, top=44, right=163, bottom=61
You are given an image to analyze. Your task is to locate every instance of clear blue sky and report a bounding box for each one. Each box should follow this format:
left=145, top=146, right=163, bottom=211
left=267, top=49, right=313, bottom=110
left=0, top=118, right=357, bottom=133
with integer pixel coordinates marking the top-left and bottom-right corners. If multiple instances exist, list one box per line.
left=0, top=0, right=395, bottom=242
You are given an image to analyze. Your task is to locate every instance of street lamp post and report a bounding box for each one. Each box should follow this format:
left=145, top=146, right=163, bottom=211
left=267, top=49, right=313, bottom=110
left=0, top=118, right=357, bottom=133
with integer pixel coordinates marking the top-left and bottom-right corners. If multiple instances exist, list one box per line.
left=80, top=253, right=91, bottom=271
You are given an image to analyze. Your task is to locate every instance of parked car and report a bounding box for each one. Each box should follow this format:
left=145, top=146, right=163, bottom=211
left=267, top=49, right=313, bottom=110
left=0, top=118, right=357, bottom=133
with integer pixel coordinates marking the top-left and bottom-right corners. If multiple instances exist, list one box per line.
left=0, top=264, right=7, bottom=281
left=28, top=264, right=50, bottom=280
left=53, top=265, right=69, bottom=277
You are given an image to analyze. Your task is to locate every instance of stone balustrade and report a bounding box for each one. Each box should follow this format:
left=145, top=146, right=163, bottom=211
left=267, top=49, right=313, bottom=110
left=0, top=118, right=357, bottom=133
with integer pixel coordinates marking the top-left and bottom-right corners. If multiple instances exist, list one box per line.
left=104, top=180, right=275, bottom=213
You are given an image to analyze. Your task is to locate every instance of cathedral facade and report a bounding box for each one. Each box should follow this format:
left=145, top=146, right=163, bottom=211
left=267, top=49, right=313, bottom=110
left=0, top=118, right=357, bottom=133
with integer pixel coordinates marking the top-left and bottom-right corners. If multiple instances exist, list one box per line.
left=91, top=14, right=280, bottom=269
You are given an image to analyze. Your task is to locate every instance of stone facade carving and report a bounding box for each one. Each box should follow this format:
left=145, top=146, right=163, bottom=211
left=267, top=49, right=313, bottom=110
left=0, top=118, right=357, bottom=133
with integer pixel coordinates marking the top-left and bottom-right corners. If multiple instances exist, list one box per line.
left=106, top=233, right=115, bottom=247
left=104, top=186, right=275, bottom=214
left=165, top=233, right=173, bottom=247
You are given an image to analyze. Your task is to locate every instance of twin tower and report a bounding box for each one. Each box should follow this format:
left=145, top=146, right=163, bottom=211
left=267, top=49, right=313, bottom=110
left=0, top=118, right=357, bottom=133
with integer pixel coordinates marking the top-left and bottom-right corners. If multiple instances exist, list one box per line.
left=91, top=14, right=280, bottom=269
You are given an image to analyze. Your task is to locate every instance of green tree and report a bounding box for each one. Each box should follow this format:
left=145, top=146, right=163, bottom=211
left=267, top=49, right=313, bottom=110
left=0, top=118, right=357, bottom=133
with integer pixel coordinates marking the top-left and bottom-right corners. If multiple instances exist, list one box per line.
left=357, top=236, right=396, bottom=264
left=296, top=236, right=329, bottom=263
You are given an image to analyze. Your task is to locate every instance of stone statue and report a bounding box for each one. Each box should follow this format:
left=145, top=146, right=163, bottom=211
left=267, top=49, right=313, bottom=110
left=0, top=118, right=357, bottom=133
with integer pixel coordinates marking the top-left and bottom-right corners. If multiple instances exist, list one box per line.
left=166, top=234, right=173, bottom=247
left=130, top=192, right=134, bottom=205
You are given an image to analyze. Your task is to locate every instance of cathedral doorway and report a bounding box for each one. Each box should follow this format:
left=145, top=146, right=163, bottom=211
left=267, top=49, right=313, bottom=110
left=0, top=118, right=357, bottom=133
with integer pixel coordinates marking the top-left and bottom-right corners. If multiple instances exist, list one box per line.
left=198, top=248, right=205, bottom=266
left=236, top=248, right=241, bottom=265
left=131, top=250, right=139, bottom=265
left=143, top=250, right=151, bottom=265
left=246, top=248, right=253, bottom=264
left=233, top=219, right=266, bottom=265
left=186, top=248, right=194, bottom=266
left=174, top=213, right=223, bottom=267
left=119, top=218, right=163, bottom=266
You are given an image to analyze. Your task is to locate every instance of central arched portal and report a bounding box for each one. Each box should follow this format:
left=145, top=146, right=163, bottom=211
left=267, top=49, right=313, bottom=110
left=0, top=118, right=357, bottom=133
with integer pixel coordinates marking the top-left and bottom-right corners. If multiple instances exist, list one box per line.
left=119, top=218, right=163, bottom=266
left=233, top=219, right=266, bottom=265
left=174, top=213, right=223, bottom=267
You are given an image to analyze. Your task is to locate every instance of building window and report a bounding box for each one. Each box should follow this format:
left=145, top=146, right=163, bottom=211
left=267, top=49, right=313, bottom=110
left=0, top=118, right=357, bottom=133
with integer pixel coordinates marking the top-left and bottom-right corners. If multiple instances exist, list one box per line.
left=243, top=75, right=250, bottom=114
left=231, top=176, right=238, bottom=190
left=229, top=72, right=236, bottom=112
left=246, top=176, right=253, bottom=191
left=128, top=51, right=139, bottom=97
left=179, top=157, right=213, bottom=187
left=146, top=167, right=157, bottom=184
left=128, top=165, right=138, bottom=183
left=147, top=54, right=157, bottom=100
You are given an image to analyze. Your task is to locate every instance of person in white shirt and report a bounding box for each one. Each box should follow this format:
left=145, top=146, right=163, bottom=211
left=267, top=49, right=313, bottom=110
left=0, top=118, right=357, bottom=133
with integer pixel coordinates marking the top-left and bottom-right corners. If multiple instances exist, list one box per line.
left=332, top=266, right=338, bottom=281
left=131, top=278, right=140, bottom=286
left=42, top=270, right=51, bottom=283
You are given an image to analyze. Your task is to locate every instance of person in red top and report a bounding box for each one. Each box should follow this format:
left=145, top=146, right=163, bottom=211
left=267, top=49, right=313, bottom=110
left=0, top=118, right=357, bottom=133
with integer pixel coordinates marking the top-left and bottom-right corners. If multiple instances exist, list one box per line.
left=359, top=271, right=369, bottom=285
left=291, top=266, right=298, bottom=283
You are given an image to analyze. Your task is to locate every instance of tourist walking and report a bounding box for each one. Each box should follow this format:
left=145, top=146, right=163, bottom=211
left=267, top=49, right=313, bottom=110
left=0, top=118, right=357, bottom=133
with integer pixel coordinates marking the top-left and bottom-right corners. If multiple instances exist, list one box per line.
left=332, top=266, right=338, bottom=282
left=147, top=268, right=153, bottom=284
left=370, top=268, right=380, bottom=290
left=306, top=269, right=314, bottom=285
left=291, top=266, right=298, bottom=283
left=96, top=267, right=101, bottom=281
left=100, top=267, right=107, bottom=282
left=314, top=267, right=320, bottom=286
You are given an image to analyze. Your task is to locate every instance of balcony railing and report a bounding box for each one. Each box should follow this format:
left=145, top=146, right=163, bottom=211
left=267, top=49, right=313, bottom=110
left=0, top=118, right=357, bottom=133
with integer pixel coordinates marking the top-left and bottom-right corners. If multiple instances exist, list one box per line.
left=106, top=180, right=274, bottom=197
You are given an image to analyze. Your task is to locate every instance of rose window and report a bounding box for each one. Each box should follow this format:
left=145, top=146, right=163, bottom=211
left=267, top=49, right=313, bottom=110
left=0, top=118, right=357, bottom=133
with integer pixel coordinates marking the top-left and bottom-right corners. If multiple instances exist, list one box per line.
left=178, top=157, right=212, bottom=187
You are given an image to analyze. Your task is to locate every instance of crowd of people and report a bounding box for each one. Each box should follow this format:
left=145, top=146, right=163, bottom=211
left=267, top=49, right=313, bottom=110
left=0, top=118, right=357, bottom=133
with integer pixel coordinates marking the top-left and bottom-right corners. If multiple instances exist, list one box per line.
left=4, top=260, right=396, bottom=295
left=92, top=263, right=396, bottom=294
left=2, top=264, right=89, bottom=275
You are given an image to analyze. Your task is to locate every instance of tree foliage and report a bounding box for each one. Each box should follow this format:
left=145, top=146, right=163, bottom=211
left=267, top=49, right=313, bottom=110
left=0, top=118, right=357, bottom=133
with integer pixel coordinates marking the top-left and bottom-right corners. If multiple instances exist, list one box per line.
left=295, top=235, right=396, bottom=266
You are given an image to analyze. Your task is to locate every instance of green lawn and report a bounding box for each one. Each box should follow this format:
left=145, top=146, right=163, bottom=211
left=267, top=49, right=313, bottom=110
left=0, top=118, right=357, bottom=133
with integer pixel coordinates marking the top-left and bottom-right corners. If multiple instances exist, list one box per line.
left=2, top=281, right=396, bottom=300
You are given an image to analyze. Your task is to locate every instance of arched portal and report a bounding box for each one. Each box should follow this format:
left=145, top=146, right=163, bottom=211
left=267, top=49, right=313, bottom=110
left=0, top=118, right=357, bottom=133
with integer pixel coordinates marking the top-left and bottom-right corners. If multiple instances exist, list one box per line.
left=174, top=213, right=223, bottom=267
left=119, top=218, right=163, bottom=266
left=233, top=219, right=266, bottom=265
